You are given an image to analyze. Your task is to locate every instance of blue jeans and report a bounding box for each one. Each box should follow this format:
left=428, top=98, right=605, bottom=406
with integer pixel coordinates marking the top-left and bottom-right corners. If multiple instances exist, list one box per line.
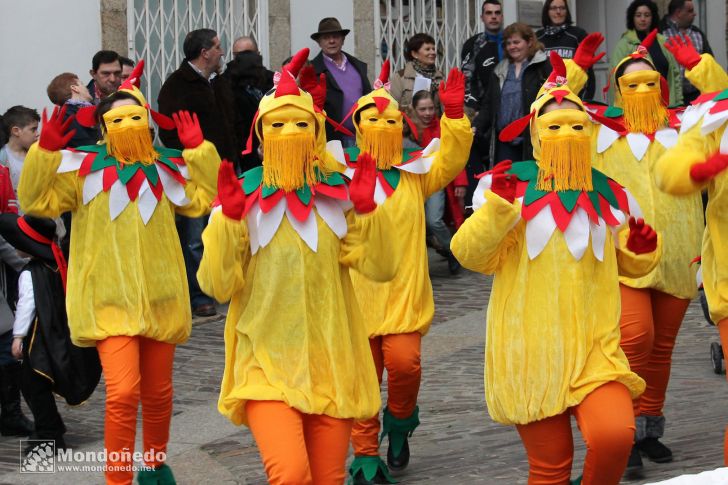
left=176, top=215, right=214, bottom=308
left=425, top=190, right=452, bottom=251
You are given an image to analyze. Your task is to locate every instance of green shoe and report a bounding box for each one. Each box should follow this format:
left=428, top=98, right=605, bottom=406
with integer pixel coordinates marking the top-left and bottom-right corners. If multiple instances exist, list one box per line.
left=570, top=475, right=582, bottom=485
left=348, top=456, right=397, bottom=484
left=137, top=463, right=176, bottom=485
left=381, top=406, right=420, bottom=471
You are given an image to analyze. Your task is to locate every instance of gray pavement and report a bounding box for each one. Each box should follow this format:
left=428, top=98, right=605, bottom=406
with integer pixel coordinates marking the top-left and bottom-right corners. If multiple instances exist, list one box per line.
left=0, top=251, right=726, bottom=484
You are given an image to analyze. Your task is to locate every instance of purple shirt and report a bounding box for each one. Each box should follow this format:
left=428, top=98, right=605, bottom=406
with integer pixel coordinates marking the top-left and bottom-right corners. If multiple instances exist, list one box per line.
left=323, top=55, right=363, bottom=134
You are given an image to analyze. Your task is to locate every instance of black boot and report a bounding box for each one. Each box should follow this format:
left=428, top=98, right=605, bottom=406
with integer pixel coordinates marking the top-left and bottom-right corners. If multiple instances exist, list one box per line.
left=386, top=437, right=409, bottom=472
left=626, top=444, right=643, bottom=470
left=447, top=252, right=461, bottom=275
left=0, top=362, right=33, bottom=436
left=637, top=416, right=673, bottom=463
left=382, top=407, right=419, bottom=474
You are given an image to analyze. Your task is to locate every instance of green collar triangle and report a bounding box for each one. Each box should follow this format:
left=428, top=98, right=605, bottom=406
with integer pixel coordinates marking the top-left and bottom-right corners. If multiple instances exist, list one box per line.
left=714, top=89, right=728, bottom=101
left=603, top=106, right=624, bottom=118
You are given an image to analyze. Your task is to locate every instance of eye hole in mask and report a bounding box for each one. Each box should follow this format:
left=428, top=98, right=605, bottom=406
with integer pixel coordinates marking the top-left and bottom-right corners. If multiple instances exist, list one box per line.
left=573, top=125, right=584, bottom=131
left=131, top=115, right=142, bottom=121
left=296, top=122, right=309, bottom=128
left=368, top=118, right=378, bottom=122
left=386, top=119, right=396, bottom=124
left=272, top=122, right=284, bottom=128
left=548, top=125, right=560, bottom=130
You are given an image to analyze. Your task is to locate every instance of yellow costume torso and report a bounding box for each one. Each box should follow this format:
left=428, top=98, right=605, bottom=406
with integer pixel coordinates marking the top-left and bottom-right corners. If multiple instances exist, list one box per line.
left=451, top=187, right=655, bottom=425
left=655, top=100, right=728, bottom=323
left=18, top=142, right=219, bottom=347
left=593, top=132, right=702, bottom=298
left=198, top=197, right=396, bottom=425
left=343, top=115, right=473, bottom=337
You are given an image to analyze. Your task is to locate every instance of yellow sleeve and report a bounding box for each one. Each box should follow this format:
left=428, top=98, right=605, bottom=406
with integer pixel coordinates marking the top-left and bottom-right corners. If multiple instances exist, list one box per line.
left=18, top=144, right=79, bottom=217
left=340, top=208, right=399, bottom=283
left=564, top=59, right=589, bottom=96
left=177, top=140, right=221, bottom=217
left=421, top=115, right=473, bottom=197
left=653, top=124, right=714, bottom=195
left=197, top=209, right=249, bottom=303
left=615, top=226, right=662, bottom=279
left=686, top=54, right=728, bottom=94
left=450, top=191, right=522, bottom=274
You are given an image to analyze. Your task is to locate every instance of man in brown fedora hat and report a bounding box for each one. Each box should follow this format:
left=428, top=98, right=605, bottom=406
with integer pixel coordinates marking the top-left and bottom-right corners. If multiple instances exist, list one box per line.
left=311, top=17, right=371, bottom=147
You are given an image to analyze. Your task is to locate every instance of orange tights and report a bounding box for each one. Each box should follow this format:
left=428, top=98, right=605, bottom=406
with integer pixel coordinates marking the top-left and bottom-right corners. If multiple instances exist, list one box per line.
left=96, top=336, right=176, bottom=485
left=717, top=319, right=728, bottom=464
left=245, top=400, right=353, bottom=485
left=351, top=332, right=422, bottom=456
left=516, top=382, right=635, bottom=485
left=618, top=285, right=689, bottom=416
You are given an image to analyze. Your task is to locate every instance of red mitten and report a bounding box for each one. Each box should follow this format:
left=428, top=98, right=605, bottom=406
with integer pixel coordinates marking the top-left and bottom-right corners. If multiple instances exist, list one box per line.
left=439, top=68, right=465, bottom=119
left=626, top=217, right=658, bottom=254
left=349, top=152, right=377, bottom=214
left=573, top=32, right=606, bottom=71
left=299, top=66, right=327, bottom=110
left=490, top=173, right=517, bottom=203
left=689, top=152, right=728, bottom=183
left=38, top=106, right=76, bottom=151
left=217, top=160, right=246, bottom=220
left=173, top=110, right=204, bottom=149
left=664, top=35, right=701, bottom=70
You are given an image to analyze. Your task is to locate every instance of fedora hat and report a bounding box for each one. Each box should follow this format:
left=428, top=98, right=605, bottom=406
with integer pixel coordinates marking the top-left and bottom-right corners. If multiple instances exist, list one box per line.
left=310, top=17, right=350, bottom=41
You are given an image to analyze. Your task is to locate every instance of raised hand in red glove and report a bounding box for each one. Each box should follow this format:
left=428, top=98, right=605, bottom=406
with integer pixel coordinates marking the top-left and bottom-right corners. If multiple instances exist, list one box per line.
left=38, top=106, right=76, bottom=152
left=299, top=65, right=327, bottom=110
left=490, top=174, right=517, bottom=203
left=439, top=68, right=465, bottom=119
left=626, top=217, right=658, bottom=255
left=573, top=32, right=606, bottom=71
left=690, top=152, right=728, bottom=182
left=349, top=152, right=377, bottom=214
left=173, top=110, right=204, bottom=149
left=217, top=160, right=246, bottom=220
left=664, top=35, right=701, bottom=70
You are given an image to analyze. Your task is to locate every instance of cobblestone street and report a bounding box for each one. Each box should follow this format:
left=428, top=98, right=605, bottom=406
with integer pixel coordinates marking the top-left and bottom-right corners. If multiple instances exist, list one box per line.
left=0, top=251, right=726, bottom=484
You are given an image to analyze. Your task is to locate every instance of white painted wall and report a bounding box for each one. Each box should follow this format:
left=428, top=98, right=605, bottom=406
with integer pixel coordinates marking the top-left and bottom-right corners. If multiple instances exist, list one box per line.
left=0, top=0, right=102, bottom=115
left=703, top=0, right=727, bottom=68
left=289, top=0, right=355, bottom=63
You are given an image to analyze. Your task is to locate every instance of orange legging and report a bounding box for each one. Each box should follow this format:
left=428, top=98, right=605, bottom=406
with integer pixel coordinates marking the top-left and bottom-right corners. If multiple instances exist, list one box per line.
left=618, top=285, right=690, bottom=416
left=245, top=400, right=353, bottom=485
left=351, top=332, right=422, bottom=456
left=717, top=319, right=728, bottom=465
left=516, top=382, right=635, bottom=485
left=96, top=336, right=176, bottom=485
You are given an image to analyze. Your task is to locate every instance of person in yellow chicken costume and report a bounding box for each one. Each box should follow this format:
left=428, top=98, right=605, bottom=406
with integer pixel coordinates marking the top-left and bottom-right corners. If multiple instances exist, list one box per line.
left=323, top=61, right=473, bottom=484
left=451, top=52, right=660, bottom=485
left=653, top=48, right=728, bottom=466
left=196, top=60, right=395, bottom=485
left=564, top=29, right=728, bottom=468
left=17, top=61, right=220, bottom=485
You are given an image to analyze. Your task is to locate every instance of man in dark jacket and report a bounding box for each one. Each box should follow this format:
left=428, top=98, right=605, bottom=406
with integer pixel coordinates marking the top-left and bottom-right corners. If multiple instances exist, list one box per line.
left=461, top=0, right=504, bottom=111
left=86, top=51, right=122, bottom=105
left=310, top=17, right=371, bottom=147
left=157, top=28, right=236, bottom=318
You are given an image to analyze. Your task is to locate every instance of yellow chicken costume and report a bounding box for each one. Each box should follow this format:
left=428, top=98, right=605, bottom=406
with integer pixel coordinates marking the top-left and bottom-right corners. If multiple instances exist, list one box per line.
left=653, top=60, right=728, bottom=464
left=451, top=52, right=658, bottom=485
left=565, top=31, right=715, bottom=463
left=18, top=61, right=218, bottom=484
left=196, top=61, right=394, bottom=485
left=325, top=61, right=472, bottom=483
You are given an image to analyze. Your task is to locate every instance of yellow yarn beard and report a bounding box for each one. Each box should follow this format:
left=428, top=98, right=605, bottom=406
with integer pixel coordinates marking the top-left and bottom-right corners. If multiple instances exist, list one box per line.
left=621, top=91, right=668, bottom=134
left=360, top=127, right=403, bottom=170
left=105, top=126, right=158, bottom=165
left=536, top=135, right=593, bottom=191
left=262, top=132, right=318, bottom=192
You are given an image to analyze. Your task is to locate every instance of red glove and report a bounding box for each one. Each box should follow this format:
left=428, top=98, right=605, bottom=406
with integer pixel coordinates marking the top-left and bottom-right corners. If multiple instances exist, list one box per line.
left=173, top=110, right=204, bottom=149
left=573, top=32, right=606, bottom=71
left=439, top=68, right=465, bottom=119
left=664, top=35, right=701, bottom=70
left=217, top=160, right=246, bottom=220
left=349, top=152, right=377, bottom=214
left=490, top=173, right=517, bottom=203
left=690, top=152, right=728, bottom=183
left=626, top=217, right=658, bottom=255
left=299, top=66, right=327, bottom=110
left=38, top=106, right=76, bottom=152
